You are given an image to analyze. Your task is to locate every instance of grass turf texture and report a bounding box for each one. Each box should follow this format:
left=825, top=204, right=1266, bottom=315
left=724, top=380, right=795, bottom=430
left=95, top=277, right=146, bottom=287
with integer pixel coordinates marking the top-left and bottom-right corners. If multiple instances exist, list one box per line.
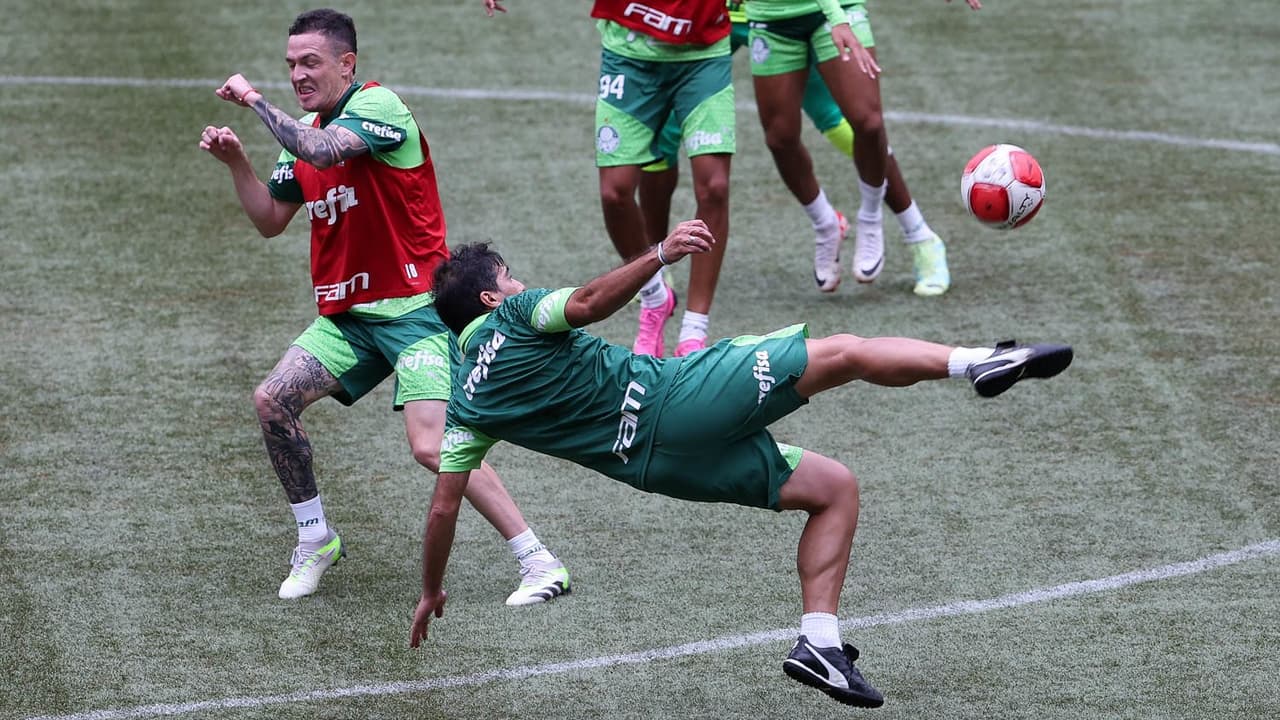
left=1, top=1, right=1278, bottom=719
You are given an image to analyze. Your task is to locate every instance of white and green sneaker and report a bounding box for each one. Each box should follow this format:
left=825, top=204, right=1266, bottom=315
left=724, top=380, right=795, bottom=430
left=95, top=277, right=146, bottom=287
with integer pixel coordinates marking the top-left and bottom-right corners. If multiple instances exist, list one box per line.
left=910, top=233, right=951, bottom=297
left=505, top=560, right=571, bottom=606
left=278, top=531, right=343, bottom=600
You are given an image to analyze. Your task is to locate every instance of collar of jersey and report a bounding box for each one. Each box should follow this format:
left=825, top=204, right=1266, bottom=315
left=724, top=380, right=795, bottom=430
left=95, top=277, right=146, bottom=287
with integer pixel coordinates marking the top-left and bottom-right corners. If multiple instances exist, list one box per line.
left=315, top=81, right=363, bottom=127
left=457, top=312, right=493, bottom=354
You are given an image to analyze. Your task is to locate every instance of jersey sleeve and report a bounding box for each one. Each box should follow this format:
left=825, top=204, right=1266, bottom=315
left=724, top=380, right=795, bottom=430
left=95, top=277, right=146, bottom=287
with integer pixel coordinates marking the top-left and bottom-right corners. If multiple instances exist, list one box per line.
left=330, top=85, right=422, bottom=165
left=817, top=0, right=847, bottom=27
left=266, top=147, right=303, bottom=204
left=439, top=422, right=499, bottom=473
left=529, top=287, right=578, bottom=333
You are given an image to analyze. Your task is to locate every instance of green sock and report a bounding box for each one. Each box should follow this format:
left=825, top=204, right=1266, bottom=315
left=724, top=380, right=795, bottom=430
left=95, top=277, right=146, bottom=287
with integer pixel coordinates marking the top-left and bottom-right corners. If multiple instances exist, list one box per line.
left=823, top=119, right=855, bottom=159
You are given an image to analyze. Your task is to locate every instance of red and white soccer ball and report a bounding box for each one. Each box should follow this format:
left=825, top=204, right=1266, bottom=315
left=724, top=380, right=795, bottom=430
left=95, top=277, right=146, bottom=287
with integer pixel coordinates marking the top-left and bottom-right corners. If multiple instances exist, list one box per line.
left=960, top=144, right=1046, bottom=230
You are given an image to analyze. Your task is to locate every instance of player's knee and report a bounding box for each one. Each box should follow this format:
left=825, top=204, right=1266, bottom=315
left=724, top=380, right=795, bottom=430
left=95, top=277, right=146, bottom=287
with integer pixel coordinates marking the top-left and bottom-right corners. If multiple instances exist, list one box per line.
left=762, top=124, right=802, bottom=154
left=846, top=106, right=884, bottom=136
left=828, top=463, right=859, bottom=509
left=252, top=382, right=289, bottom=425
left=693, top=171, right=729, bottom=208
left=598, top=181, right=634, bottom=212
left=411, top=443, right=441, bottom=474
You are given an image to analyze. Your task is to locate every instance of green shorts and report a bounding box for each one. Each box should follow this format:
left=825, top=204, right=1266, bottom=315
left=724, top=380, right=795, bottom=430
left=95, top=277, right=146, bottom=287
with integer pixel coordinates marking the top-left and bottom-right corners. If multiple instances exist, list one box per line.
left=643, top=324, right=811, bottom=510
left=596, top=49, right=735, bottom=167
left=748, top=3, right=875, bottom=77
left=292, top=302, right=454, bottom=409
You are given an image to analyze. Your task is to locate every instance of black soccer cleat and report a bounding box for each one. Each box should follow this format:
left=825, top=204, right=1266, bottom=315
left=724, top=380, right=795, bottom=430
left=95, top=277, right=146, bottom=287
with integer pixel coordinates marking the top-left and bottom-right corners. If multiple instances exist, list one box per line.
left=783, top=635, right=885, bottom=708
left=967, top=340, right=1073, bottom=398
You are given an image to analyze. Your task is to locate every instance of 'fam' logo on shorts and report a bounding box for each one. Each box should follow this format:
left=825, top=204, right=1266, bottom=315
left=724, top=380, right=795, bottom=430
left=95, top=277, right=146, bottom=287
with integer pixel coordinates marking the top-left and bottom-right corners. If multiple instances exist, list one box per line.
left=597, top=125, right=621, bottom=154
left=750, top=37, right=770, bottom=64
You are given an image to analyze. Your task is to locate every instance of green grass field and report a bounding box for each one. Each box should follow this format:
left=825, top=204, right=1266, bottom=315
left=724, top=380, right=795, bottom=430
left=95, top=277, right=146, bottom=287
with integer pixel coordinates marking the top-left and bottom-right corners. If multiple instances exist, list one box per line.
left=2, top=1, right=1278, bottom=718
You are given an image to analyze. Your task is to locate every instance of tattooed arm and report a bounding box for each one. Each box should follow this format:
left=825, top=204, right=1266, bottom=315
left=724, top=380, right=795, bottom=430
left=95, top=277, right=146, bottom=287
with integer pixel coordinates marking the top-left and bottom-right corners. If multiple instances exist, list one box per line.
left=215, top=73, right=368, bottom=169
left=247, top=96, right=369, bottom=170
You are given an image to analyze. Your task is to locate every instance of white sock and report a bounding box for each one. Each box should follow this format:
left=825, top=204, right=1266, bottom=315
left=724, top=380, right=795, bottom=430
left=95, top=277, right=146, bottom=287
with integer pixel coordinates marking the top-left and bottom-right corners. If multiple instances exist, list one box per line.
left=290, top=495, right=329, bottom=545
left=802, top=189, right=840, bottom=239
left=507, top=528, right=555, bottom=567
left=800, top=612, right=841, bottom=648
left=856, top=178, right=886, bottom=223
left=895, top=201, right=934, bottom=244
left=638, top=270, right=669, bottom=309
left=679, top=311, right=709, bottom=344
left=948, top=347, right=994, bottom=378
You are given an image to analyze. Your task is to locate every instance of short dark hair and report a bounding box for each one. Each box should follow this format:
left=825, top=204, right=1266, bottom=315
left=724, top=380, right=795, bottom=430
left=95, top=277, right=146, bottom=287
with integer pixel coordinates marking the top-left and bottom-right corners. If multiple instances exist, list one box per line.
left=432, top=243, right=506, bottom=336
left=289, top=8, right=357, bottom=56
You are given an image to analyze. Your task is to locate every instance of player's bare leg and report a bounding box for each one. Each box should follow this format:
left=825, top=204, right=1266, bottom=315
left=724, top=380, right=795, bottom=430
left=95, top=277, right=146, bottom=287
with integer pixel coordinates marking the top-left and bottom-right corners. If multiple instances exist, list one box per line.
left=677, top=153, right=731, bottom=356
left=599, top=164, right=650, bottom=261
left=404, top=400, right=570, bottom=605
left=794, top=335, right=1073, bottom=399
left=639, top=164, right=678, bottom=246
left=604, top=164, right=675, bottom=356
left=775, top=450, right=883, bottom=707
left=755, top=70, right=848, bottom=292
left=817, top=48, right=888, bottom=283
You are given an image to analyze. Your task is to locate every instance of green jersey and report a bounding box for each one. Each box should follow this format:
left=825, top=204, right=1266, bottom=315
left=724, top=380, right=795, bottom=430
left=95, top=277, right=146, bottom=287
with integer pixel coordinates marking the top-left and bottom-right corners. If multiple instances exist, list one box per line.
left=440, top=288, right=679, bottom=488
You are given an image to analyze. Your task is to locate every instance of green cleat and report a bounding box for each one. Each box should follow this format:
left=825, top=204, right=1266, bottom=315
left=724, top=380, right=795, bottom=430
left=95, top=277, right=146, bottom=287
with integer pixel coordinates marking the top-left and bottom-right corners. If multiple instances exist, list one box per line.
left=911, top=233, right=951, bottom=297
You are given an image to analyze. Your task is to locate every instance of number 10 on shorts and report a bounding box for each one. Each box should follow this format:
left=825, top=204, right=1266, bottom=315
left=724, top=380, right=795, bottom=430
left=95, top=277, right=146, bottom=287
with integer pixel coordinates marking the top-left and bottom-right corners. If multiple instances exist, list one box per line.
left=599, top=74, right=625, bottom=100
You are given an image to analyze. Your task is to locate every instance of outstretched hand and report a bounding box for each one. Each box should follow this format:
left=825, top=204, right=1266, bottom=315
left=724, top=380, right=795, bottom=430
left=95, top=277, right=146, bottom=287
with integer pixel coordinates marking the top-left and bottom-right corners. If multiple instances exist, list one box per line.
left=481, top=0, right=507, bottom=17
left=947, top=0, right=983, bottom=9
left=409, top=590, right=447, bottom=648
left=658, top=219, right=716, bottom=266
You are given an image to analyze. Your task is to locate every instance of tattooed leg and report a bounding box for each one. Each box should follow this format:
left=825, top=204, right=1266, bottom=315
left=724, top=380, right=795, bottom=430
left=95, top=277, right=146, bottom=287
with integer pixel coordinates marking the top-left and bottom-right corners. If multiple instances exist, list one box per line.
left=253, top=345, right=343, bottom=504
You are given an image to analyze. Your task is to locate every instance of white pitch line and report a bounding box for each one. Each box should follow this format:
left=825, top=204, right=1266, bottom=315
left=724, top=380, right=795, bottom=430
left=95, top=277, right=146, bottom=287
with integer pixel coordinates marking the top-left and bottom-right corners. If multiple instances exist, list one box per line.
left=24, top=538, right=1280, bottom=720
left=2, top=75, right=1279, bottom=156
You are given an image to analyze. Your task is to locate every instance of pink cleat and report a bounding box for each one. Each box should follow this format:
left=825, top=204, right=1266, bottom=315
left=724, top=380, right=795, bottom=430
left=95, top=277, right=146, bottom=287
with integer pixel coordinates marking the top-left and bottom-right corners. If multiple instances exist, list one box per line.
left=633, top=285, right=676, bottom=356
left=674, top=337, right=707, bottom=357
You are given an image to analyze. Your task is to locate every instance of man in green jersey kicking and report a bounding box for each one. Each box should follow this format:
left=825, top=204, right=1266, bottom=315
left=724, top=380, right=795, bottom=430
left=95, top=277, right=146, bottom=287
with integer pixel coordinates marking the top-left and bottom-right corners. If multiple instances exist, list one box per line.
left=409, top=219, right=1072, bottom=707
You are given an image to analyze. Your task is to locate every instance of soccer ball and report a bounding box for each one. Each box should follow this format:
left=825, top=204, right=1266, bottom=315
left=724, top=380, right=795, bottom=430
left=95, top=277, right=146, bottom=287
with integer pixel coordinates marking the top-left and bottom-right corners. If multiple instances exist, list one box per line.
left=960, top=144, right=1046, bottom=229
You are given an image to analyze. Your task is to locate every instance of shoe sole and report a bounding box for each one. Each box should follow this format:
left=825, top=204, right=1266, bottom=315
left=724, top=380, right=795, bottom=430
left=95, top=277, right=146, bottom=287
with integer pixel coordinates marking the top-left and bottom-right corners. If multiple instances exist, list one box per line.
left=505, top=584, right=571, bottom=607
left=783, top=660, right=885, bottom=708
left=974, top=344, right=1073, bottom=398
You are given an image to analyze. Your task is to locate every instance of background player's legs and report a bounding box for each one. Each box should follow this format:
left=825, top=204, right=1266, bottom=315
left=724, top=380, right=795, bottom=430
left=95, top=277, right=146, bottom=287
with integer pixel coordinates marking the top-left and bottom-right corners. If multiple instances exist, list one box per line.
left=679, top=152, right=731, bottom=355
left=805, top=47, right=948, bottom=295
left=253, top=345, right=346, bottom=599
left=403, top=400, right=569, bottom=605
left=639, top=164, right=678, bottom=246
left=755, top=70, right=848, bottom=293
left=816, top=48, right=889, bottom=284
left=604, top=163, right=675, bottom=356
left=755, top=69, right=821, bottom=206
left=599, top=164, right=649, bottom=261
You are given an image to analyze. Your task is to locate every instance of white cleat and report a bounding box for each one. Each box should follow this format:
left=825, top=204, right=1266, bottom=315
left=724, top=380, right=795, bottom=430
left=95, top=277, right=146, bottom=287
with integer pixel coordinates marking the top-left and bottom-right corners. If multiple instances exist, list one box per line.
left=814, top=211, right=849, bottom=293
left=278, top=531, right=343, bottom=600
left=505, top=561, right=571, bottom=606
left=852, top=216, right=885, bottom=283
